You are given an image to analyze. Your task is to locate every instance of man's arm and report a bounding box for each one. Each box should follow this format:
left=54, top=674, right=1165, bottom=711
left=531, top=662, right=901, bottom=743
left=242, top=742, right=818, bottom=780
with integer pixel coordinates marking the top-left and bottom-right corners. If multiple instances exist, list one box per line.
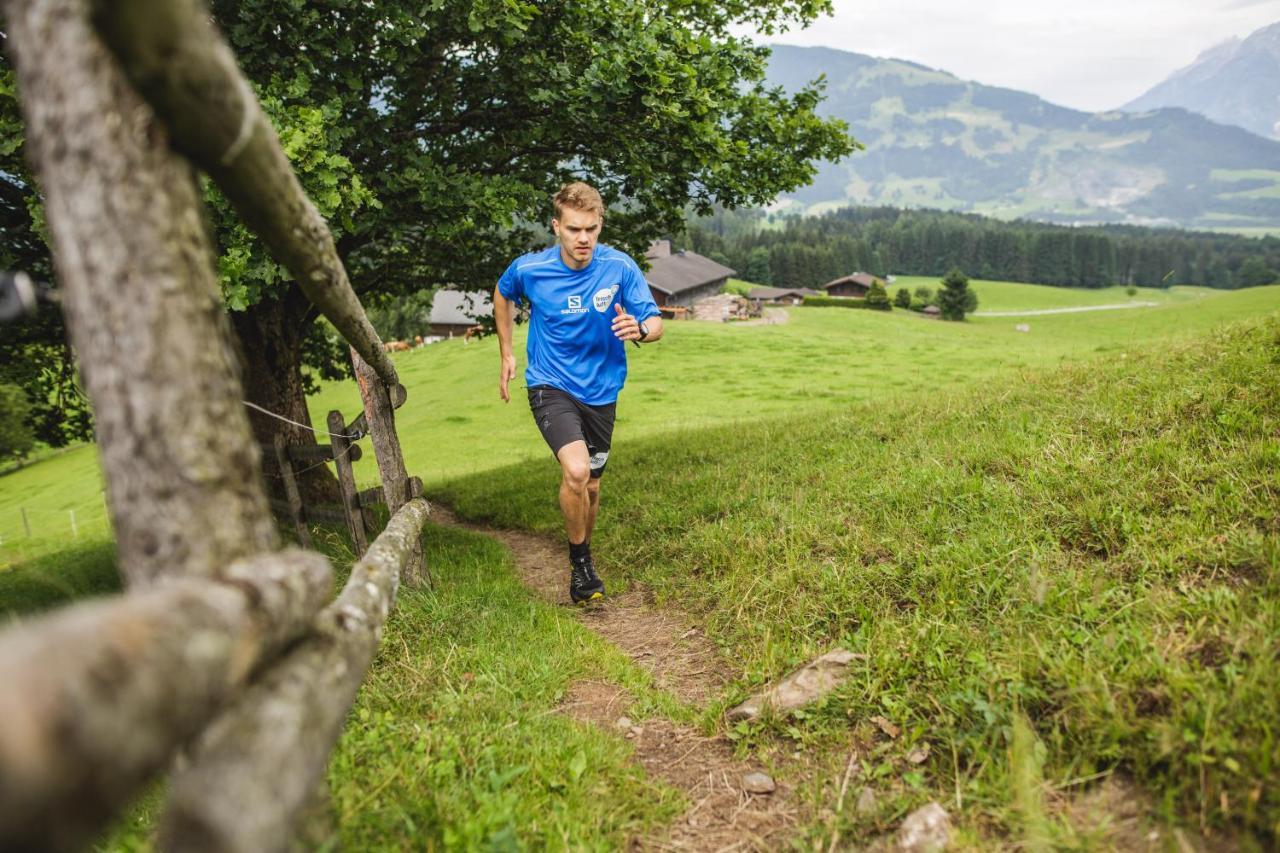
left=640, top=315, right=663, bottom=343
left=494, top=285, right=517, bottom=402
left=611, top=304, right=663, bottom=344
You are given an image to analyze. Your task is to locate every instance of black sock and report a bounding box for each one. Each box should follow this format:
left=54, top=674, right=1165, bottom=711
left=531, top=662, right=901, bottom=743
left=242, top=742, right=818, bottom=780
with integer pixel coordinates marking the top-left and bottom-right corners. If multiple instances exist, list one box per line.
left=569, top=540, right=590, bottom=562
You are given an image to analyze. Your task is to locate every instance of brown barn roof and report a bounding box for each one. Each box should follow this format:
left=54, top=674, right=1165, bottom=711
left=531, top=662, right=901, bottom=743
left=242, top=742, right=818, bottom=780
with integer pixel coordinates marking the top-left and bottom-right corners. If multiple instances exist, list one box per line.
left=644, top=247, right=737, bottom=296
left=746, top=286, right=819, bottom=300
left=822, top=272, right=883, bottom=291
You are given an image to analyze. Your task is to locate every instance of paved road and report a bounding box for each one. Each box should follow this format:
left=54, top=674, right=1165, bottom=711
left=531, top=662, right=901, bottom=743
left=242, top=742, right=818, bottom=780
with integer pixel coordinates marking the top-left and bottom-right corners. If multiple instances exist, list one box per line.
left=973, top=301, right=1159, bottom=318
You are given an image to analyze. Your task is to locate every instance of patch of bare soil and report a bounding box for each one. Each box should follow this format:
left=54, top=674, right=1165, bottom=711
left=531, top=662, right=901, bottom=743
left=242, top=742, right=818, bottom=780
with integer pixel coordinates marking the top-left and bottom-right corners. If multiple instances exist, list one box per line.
left=432, top=505, right=731, bottom=705
left=739, top=307, right=789, bottom=327
left=561, top=681, right=799, bottom=851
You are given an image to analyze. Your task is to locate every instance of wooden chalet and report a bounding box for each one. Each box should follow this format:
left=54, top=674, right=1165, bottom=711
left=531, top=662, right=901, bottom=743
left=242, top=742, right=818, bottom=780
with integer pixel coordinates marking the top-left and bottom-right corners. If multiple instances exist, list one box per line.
left=644, top=240, right=737, bottom=307
left=822, top=272, right=885, bottom=298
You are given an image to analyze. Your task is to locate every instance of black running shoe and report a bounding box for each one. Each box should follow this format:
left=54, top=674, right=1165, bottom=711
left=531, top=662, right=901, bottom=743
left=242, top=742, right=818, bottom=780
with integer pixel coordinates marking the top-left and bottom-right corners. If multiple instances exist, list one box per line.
left=569, top=555, right=605, bottom=605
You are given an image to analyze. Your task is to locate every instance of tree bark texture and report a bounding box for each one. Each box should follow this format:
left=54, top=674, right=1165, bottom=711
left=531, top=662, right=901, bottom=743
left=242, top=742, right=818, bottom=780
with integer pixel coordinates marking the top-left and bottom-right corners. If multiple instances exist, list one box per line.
left=352, top=348, right=426, bottom=586
left=3, top=0, right=279, bottom=586
left=0, top=549, right=332, bottom=852
left=92, top=0, right=401, bottom=390
left=230, top=288, right=339, bottom=506
left=160, top=498, right=430, bottom=853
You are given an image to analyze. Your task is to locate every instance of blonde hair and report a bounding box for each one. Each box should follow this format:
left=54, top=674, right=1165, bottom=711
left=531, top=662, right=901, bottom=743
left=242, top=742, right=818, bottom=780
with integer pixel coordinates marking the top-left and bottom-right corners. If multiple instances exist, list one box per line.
left=553, top=182, right=605, bottom=220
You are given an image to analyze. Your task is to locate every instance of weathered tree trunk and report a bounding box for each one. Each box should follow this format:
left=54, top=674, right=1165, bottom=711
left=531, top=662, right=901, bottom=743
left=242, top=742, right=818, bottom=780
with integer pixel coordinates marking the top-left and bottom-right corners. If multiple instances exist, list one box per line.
left=230, top=286, right=339, bottom=505
left=3, top=0, right=278, bottom=586
left=160, top=498, right=431, bottom=852
left=0, top=549, right=332, bottom=852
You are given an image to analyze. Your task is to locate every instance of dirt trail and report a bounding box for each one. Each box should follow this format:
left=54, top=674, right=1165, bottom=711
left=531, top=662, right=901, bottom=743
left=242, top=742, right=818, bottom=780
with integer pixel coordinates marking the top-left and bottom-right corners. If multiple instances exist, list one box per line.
left=431, top=506, right=802, bottom=850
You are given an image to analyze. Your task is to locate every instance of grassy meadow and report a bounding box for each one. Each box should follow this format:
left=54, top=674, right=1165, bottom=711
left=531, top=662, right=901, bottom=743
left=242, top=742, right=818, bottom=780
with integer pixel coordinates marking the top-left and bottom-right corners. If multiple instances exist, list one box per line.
left=1, top=279, right=1278, bottom=847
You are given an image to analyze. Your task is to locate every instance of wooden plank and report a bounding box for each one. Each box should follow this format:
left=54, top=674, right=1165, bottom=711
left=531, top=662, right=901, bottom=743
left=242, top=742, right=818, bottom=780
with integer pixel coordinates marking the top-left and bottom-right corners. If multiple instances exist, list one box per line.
left=326, top=410, right=367, bottom=555
left=351, top=349, right=426, bottom=587
left=356, top=487, right=385, bottom=510
left=273, top=435, right=312, bottom=548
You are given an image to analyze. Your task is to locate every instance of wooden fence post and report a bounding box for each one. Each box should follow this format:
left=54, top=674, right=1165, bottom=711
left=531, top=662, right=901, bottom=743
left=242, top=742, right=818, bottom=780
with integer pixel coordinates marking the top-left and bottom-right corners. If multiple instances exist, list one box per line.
left=351, top=348, right=427, bottom=587
left=273, top=435, right=312, bottom=548
left=327, top=410, right=368, bottom=555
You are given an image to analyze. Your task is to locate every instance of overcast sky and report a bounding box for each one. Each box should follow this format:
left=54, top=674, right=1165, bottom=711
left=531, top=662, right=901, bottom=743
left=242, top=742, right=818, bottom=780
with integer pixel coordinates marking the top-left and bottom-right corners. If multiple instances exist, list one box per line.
left=746, top=0, right=1280, bottom=112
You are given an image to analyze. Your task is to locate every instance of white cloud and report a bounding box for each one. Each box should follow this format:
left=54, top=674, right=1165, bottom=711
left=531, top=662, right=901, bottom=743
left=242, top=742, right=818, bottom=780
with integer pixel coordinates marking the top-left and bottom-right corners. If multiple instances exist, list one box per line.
left=743, top=0, right=1280, bottom=111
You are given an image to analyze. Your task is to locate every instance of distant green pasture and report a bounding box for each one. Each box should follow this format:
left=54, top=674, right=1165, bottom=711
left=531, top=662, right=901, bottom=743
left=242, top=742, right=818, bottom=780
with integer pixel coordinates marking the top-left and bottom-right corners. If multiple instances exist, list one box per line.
left=889, top=276, right=1207, bottom=312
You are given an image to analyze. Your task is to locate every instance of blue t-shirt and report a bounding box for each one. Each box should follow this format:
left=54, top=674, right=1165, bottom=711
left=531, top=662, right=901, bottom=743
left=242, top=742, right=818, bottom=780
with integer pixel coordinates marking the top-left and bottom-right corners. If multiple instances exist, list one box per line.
left=498, top=244, right=660, bottom=405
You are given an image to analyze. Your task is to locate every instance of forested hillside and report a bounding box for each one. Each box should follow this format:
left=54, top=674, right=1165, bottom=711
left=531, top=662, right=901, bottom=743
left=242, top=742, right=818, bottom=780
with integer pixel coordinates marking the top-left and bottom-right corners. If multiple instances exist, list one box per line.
left=689, top=206, right=1280, bottom=289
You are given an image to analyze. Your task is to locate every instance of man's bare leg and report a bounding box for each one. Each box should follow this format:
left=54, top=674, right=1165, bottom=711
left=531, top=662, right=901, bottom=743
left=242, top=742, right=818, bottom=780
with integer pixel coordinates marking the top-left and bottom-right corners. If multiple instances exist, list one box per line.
left=557, top=440, right=592, bottom=545
left=585, top=478, right=601, bottom=543
left=558, top=440, right=605, bottom=602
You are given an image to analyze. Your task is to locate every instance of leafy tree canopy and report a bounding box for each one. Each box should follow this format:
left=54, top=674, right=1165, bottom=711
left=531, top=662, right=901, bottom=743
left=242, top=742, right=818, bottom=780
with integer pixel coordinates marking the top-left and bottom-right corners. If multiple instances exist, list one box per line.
left=0, top=383, right=35, bottom=463
left=208, top=0, right=856, bottom=302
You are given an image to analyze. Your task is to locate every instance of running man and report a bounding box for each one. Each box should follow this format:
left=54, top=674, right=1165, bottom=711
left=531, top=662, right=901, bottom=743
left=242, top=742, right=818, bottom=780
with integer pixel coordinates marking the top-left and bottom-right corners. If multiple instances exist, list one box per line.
left=494, top=182, right=663, bottom=604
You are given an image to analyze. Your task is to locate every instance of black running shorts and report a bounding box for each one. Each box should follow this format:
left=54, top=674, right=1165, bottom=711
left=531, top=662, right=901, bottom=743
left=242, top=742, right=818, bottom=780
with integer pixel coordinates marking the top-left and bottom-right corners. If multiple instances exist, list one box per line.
left=528, top=385, right=616, bottom=478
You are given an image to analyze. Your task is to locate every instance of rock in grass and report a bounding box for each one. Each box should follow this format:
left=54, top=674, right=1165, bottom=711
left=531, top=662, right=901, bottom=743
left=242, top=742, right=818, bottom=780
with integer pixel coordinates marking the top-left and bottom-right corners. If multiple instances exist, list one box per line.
left=726, top=648, right=863, bottom=722
left=856, top=786, right=878, bottom=815
left=896, top=802, right=950, bottom=852
left=742, top=772, right=776, bottom=794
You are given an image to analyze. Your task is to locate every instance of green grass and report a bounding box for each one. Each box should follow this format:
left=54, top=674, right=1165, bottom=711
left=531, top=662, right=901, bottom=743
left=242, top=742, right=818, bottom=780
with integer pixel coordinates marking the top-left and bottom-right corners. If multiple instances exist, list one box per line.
left=438, top=316, right=1280, bottom=843
left=3, top=283, right=1270, bottom=557
left=298, top=284, right=1280, bottom=493
left=0, top=444, right=108, bottom=568
left=3, top=279, right=1279, bottom=846
left=324, top=523, right=691, bottom=849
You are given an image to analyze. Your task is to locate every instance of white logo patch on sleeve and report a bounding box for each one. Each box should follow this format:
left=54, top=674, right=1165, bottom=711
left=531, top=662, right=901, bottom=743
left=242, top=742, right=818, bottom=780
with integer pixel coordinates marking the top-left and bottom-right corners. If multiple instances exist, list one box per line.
left=593, top=284, right=620, bottom=313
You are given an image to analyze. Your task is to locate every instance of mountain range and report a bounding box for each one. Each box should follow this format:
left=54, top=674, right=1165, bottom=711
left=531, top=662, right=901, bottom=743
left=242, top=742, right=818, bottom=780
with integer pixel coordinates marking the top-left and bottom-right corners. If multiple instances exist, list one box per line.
left=764, top=44, right=1280, bottom=232
left=1124, top=22, right=1280, bottom=142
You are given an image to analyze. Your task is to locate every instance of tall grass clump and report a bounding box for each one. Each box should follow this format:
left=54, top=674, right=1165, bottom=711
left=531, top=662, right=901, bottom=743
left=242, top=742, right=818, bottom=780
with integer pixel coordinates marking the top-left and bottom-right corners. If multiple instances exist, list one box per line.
left=438, top=317, right=1280, bottom=840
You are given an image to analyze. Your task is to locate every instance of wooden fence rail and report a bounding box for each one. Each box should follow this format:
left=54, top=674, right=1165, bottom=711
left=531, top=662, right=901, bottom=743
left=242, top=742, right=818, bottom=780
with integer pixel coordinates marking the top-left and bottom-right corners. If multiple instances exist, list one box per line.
left=161, top=498, right=431, bottom=851
left=0, top=549, right=332, bottom=851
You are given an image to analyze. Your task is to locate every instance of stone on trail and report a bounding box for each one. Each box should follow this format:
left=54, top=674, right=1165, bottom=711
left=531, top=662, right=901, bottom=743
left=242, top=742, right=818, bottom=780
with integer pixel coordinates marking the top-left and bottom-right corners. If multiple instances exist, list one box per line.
left=742, top=772, right=776, bottom=794
left=615, top=716, right=633, bottom=730
left=896, top=802, right=951, bottom=852
left=727, top=648, right=863, bottom=722
left=856, top=786, right=878, bottom=816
